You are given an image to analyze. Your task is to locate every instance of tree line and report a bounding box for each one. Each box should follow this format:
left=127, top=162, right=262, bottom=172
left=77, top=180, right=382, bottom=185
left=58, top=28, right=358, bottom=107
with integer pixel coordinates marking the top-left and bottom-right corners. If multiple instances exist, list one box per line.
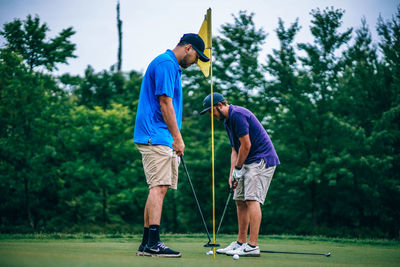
left=0, top=7, right=399, bottom=239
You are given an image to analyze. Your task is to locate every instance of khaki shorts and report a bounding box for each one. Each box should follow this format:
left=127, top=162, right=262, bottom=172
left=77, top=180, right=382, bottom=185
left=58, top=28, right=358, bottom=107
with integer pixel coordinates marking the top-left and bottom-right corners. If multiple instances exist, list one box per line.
left=136, top=143, right=180, bottom=190
left=233, top=159, right=276, bottom=204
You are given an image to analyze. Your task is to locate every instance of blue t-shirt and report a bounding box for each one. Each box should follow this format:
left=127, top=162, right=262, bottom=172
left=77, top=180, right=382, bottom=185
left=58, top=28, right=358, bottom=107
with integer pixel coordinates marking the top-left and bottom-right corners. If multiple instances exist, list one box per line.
left=224, top=105, right=280, bottom=167
left=133, top=50, right=182, bottom=148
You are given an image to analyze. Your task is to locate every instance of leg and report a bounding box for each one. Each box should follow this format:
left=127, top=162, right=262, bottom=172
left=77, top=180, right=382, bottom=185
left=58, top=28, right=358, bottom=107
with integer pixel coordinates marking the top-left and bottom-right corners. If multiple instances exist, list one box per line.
left=138, top=143, right=176, bottom=226
left=246, top=200, right=261, bottom=245
left=136, top=144, right=181, bottom=258
left=144, top=201, right=149, bottom=228
left=236, top=200, right=249, bottom=244
left=146, top=185, right=169, bottom=225
left=242, top=163, right=276, bottom=246
left=139, top=183, right=168, bottom=255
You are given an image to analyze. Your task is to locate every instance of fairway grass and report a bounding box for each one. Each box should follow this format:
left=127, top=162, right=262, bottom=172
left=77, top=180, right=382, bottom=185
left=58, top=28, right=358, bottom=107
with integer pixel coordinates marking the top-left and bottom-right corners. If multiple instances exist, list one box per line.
left=0, top=234, right=399, bottom=267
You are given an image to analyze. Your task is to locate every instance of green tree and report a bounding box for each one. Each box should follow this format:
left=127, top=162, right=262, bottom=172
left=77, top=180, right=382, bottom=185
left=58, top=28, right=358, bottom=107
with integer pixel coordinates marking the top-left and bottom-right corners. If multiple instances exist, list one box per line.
left=0, top=14, right=76, bottom=231
left=0, top=15, right=76, bottom=71
left=371, top=6, right=400, bottom=238
left=60, top=67, right=142, bottom=111
left=296, top=7, right=352, bottom=229
left=263, top=18, right=309, bottom=233
left=322, top=18, right=380, bottom=234
left=264, top=7, right=356, bottom=233
left=0, top=49, right=71, bottom=230
left=377, top=6, right=400, bottom=107
left=56, top=104, right=142, bottom=231
left=213, top=10, right=267, bottom=116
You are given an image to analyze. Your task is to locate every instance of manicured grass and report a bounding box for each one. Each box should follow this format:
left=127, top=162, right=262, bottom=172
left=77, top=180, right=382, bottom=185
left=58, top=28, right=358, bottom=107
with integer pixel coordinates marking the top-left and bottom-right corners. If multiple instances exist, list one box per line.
left=0, top=234, right=399, bottom=266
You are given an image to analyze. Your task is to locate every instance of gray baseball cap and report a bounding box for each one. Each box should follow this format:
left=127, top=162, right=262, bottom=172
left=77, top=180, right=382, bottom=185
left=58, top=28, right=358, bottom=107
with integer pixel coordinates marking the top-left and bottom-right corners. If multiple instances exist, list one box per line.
left=200, top=93, right=225, bottom=115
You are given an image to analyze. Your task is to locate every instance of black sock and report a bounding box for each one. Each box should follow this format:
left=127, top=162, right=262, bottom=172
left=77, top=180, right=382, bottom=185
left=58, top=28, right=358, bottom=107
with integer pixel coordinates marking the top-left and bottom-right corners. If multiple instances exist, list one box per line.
left=141, top=227, right=149, bottom=247
left=236, top=241, right=243, bottom=245
left=248, top=244, right=256, bottom=248
left=148, top=225, right=160, bottom=247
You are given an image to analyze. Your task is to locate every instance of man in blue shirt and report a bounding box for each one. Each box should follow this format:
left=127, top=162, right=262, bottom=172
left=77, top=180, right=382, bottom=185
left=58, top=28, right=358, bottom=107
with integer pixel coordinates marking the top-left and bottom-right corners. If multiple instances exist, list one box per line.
left=134, top=33, right=209, bottom=258
left=200, top=93, right=280, bottom=257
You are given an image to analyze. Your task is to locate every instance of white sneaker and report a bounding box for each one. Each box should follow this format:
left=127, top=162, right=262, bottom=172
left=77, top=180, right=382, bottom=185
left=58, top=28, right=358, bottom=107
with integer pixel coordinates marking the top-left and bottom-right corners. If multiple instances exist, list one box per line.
left=226, top=243, right=260, bottom=257
left=216, top=241, right=242, bottom=254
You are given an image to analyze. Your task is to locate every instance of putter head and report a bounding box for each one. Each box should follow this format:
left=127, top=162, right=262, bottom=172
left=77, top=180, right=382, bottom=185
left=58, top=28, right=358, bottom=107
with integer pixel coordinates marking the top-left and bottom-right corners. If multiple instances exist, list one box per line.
left=204, top=241, right=220, bottom=247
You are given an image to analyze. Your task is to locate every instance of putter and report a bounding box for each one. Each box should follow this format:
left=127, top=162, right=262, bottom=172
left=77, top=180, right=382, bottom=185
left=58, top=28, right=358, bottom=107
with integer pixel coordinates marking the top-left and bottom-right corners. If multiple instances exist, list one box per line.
left=261, top=250, right=331, bottom=257
left=180, top=155, right=220, bottom=248
left=216, top=187, right=233, bottom=236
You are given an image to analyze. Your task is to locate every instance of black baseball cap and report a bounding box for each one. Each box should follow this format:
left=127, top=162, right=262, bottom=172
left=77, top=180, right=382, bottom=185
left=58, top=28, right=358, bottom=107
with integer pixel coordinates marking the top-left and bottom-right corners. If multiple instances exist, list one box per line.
left=179, top=33, right=210, bottom=62
left=200, top=93, right=225, bottom=115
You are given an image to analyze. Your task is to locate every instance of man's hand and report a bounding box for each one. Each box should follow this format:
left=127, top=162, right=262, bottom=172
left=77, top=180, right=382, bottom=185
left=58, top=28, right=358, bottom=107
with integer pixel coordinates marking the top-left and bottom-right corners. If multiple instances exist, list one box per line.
left=229, top=166, right=244, bottom=190
left=229, top=176, right=238, bottom=190
left=172, top=136, right=185, bottom=156
left=232, top=166, right=245, bottom=181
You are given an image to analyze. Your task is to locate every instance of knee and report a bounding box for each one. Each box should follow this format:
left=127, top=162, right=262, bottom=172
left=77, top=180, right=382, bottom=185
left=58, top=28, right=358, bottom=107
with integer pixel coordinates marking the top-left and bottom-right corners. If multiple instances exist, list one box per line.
left=245, top=200, right=260, bottom=207
left=236, top=200, right=247, bottom=208
left=159, top=185, right=169, bottom=195
left=150, top=185, right=169, bottom=195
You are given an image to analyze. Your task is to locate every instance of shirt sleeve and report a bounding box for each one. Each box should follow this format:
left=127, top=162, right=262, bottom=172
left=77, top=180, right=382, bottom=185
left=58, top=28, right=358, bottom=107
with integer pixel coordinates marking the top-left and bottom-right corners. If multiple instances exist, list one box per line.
left=231, top=112, right=249, bottom=139
left=154, top=61, right=176, bottom=98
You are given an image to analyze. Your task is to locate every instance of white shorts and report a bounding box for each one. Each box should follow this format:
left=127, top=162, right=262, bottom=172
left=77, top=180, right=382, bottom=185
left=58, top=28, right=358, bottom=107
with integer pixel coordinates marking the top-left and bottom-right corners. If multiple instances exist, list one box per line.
left=233, top=159, right=276, bottom=204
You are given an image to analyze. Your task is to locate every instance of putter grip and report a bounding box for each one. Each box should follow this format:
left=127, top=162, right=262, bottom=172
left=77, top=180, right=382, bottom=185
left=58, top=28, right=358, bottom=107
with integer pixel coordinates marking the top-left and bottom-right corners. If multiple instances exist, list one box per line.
left=231, top=180, right=238, bottom=192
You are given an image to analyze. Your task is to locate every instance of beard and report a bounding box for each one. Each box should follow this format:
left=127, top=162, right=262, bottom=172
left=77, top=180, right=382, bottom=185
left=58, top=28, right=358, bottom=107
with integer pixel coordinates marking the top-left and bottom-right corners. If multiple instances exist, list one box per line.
left=180, top=54, right=192, bottom=69
left=215, top=107, right=226, bottom=120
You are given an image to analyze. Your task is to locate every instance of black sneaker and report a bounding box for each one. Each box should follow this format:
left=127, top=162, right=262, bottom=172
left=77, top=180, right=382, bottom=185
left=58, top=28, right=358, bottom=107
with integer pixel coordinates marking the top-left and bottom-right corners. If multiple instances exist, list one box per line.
left=143, top=241, right=182, bottom=258
left=136, top=244, right=145, bottom=256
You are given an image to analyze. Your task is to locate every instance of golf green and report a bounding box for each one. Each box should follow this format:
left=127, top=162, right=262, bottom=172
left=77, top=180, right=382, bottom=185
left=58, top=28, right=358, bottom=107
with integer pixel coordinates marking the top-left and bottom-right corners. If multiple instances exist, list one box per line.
left=0, top=234, right=399, bottom=266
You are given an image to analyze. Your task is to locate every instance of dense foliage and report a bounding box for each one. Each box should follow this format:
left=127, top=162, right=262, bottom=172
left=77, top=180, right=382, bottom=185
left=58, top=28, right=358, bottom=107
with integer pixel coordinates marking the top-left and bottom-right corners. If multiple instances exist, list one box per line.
left=1, top=7, right=399, bottom=239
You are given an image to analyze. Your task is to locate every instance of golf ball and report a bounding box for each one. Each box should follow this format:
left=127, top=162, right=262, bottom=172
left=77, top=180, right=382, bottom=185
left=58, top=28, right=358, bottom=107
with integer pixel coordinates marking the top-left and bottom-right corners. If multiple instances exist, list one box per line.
left=206, top=250, right=213, bottom=255
left=233, top=254, right=239, bottom=260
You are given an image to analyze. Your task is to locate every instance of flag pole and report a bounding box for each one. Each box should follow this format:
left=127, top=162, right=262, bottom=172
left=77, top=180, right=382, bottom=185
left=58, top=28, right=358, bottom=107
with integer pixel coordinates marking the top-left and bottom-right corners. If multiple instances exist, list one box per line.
left=196, top=8, right=217, bottom=257
left=206, top=8, right=217, bottom=259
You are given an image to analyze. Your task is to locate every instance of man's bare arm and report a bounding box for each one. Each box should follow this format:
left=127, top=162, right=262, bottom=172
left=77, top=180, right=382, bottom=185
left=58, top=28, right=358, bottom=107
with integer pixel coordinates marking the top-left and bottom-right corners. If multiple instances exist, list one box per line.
left=159, top=95, right=185, bottom=156
left=236, top=134, right=251, bottom=167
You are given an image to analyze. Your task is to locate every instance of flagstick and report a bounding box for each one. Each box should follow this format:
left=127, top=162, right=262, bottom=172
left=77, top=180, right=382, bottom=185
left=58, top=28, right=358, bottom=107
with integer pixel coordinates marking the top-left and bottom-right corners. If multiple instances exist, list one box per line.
left=197, top=8, right=215, bottom=258
left=204, top=8, right=217, bottom=260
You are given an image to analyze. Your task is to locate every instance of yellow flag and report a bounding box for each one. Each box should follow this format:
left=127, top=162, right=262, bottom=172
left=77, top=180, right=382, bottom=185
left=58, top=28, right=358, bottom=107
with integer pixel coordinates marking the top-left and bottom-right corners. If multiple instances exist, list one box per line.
left=197, top=8, right=212, bottom=77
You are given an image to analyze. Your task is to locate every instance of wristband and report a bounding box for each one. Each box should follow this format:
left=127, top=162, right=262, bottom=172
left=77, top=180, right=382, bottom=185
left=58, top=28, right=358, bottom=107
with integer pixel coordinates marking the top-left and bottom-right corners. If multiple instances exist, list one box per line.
left=234, top=165, right=242, bottom=170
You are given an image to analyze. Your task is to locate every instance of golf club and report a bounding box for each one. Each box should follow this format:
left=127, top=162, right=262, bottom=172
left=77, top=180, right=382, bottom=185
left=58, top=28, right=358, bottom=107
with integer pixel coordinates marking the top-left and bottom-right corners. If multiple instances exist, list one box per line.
left=180, top=155, right=220, bottom=248
left=261, top=250, right=331, bottom=257
left=216, top=188, right=233, bottom=236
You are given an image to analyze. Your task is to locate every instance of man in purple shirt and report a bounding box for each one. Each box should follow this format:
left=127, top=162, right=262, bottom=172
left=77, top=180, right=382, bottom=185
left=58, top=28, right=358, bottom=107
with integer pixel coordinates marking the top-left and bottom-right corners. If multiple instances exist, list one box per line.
left=200, top=93, right=280, bottom=257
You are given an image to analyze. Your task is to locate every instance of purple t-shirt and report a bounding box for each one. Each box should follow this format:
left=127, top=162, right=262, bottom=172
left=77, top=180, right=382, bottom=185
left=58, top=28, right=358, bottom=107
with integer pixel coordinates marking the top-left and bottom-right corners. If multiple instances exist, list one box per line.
left=224, top=105, right=280, bottom=167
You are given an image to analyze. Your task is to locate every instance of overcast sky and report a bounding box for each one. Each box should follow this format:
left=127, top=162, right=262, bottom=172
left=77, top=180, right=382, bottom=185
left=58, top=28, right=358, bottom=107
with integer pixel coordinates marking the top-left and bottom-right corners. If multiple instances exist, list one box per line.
left=0, top=0, right=399, bottom=76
